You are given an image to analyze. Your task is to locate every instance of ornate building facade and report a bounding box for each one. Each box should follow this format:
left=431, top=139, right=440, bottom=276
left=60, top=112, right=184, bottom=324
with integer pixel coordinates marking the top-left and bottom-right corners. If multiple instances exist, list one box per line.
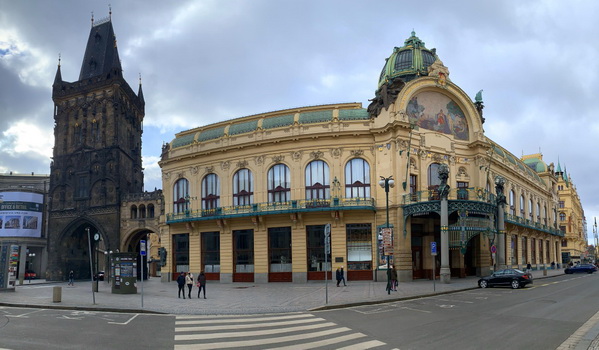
left=158, top=32, right=574, bottom=283
left=554, top=163, right=587, bottom=262
left=46, top=17, right=158, bottom=280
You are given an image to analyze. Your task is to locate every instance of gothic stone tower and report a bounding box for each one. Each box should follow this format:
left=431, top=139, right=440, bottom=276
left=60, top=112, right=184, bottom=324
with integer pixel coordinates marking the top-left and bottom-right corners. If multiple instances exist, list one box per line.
left=47, top=17, right=144, bottom=280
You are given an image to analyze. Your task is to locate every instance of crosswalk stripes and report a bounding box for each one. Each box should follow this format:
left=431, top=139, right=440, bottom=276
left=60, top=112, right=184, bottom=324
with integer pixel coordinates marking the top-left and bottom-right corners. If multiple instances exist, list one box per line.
left=174, top=312, right=389, bottom=350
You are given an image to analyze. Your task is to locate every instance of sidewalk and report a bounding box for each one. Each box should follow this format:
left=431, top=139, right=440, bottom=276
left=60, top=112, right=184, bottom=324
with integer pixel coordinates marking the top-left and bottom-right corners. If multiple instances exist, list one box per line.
left=1, top=268, right=563, bottom=315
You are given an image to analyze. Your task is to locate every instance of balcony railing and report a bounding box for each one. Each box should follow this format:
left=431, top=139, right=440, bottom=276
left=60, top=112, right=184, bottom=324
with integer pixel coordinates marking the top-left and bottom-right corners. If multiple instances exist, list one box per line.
left=166, top=197, right=376, bottom=223
left=505, top=213, right=562, bottom=236
left=402, top=187, right=496, bottom=205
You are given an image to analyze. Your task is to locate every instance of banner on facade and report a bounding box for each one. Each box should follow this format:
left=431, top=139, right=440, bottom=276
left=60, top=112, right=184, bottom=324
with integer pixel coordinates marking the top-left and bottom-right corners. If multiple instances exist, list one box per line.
left=0, top=192, right=43, bottom=238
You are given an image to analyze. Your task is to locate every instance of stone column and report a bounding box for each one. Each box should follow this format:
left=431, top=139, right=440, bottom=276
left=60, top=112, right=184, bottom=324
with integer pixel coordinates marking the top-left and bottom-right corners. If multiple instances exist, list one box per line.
left=438, top=164, right=451, bottom=284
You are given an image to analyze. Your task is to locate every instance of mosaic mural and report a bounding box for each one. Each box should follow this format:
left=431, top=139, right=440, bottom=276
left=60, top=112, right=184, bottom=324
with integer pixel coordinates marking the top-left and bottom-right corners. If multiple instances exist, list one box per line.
left=406, top=91, right=469, bottom=140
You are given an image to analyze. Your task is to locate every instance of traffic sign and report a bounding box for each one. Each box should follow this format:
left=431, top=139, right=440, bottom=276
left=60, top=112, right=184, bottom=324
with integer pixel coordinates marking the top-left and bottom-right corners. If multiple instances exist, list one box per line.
left=140, top=240, right=146, bottom=256
left=490, top=245, right=497, bottom=254
left=325, top=235, right=330, bottom=254
left=324, top=224, right=331, bottom=237
left=431, top=242, right=437, bottom=256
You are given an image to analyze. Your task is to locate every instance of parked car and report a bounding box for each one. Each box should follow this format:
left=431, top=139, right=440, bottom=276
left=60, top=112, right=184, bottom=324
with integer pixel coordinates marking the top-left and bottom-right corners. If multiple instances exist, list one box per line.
left=565, top=264, right=597, bottom=274
left=93, top=271, right=105, bottom=281
left=478, top=268, right=533, bottom=289
left=25, top=270, right=37, bottom=279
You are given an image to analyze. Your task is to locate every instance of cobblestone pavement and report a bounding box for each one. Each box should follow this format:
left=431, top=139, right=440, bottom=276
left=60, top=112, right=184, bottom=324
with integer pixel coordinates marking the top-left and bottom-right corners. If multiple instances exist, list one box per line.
left=1, top=268, right=597, bottom=349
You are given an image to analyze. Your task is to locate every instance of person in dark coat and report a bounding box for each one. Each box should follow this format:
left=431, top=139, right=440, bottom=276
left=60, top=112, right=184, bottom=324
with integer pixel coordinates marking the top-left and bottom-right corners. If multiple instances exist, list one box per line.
left=390, top=265, right=398, bottom=291
left=197, top=271, right=207, bottom=299
left=386, top=265, right=393, bottom=295
left=336, top=266, right=346, bottom=287
left=177, top=272, right=186, bottom=299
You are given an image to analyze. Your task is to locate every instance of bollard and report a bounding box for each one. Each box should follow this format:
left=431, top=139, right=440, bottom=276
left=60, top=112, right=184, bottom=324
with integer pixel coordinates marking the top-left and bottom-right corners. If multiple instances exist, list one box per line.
left=543, top=264, right=547, bottom=276
left=53, top=286, right=62, bottom=303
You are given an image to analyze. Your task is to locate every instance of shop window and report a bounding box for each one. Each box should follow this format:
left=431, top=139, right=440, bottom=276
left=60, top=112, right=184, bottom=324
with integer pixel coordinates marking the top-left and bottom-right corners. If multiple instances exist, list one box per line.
left=234, top=229, right=254, bottom=273
left=173, top=233, right=189, bottom=274
left=346, top=224, right=372, bottom=271
left=307, top=225, right=331, bottom=272
left=344, top=158, right=370, bottom=198
left=268, top=164, right=290, bottom=203
left=201, top=232, right=220, bottom=273
left=269, top=227, right=292, bottom=272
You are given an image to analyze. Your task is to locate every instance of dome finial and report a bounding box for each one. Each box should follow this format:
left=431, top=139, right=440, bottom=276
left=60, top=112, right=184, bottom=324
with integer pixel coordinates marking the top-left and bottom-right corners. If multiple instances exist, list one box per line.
left=58, top=53, right=61, bottom=67
left=109, top=4, right=112, bottom=20
left=91, top=11, right=94, bottom=27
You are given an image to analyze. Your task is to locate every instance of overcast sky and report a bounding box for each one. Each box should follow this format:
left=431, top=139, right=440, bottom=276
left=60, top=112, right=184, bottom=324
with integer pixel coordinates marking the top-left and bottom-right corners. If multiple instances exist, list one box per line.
left=1, top=1, right=598, bottom=240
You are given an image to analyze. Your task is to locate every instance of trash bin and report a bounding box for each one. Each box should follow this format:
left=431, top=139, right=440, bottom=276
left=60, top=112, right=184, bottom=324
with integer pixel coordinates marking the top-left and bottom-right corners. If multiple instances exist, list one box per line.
left=53, top=286, right=62, bottom=303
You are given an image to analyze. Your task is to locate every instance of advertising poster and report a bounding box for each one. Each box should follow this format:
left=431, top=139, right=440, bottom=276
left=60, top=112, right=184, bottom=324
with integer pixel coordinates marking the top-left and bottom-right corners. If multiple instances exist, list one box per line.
left=0, top=192, right=43, bottom=238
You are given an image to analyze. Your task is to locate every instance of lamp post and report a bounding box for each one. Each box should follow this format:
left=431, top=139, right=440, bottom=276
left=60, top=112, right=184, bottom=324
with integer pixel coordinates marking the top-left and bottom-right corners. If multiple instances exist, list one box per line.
left=379, top=176, right=395, bottom=294
left=593, top=218, right=597, bottom=262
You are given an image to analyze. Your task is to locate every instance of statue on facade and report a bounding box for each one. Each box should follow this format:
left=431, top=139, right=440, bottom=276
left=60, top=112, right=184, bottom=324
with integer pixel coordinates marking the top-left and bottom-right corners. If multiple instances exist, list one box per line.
left=438, top=163, right=450, bottom=199
left=367, top=78, right=406, bottom=118
left=494, top=175, right=506, bottom=205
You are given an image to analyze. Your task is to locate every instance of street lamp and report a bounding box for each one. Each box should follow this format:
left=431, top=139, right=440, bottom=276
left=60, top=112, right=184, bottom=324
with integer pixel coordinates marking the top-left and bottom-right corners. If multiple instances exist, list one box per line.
left=379, top=176, right=395, bottom=294
left=593, top=218, right=597, bottom=262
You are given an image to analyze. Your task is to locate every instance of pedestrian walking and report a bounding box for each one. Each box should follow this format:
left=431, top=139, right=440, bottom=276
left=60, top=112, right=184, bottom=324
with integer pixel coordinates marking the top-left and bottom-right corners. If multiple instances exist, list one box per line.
left=197, top=271, right=207, bottom=299
left=526, top=262, right=532, bottom=275
left=386, top=264, right=392, bottom=295
left=186, top=271, right=194, bottom=299
left=177, top=272, right=186, bottom=299
left=391, top=265, right=398, bottom=291
left=68, top=270, right=74, bottom=286
left=336, top=266, right=346, bottom=287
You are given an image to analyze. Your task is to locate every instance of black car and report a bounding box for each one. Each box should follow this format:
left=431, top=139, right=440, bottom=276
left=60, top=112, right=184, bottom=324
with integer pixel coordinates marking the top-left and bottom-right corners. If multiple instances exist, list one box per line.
left=565, top=264, right=597, bottom=274
left=93, top=271, right=105, bottom=281
left=478, top=268, right=533, bottom=289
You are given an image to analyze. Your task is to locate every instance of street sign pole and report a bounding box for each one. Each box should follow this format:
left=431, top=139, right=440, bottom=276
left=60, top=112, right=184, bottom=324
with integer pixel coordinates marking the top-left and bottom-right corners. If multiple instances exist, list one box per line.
left=324, top=224, right=331, bottom=304
left=431, top=242, right=437, bottom=292
left=140, top=239, right=146, bottom=308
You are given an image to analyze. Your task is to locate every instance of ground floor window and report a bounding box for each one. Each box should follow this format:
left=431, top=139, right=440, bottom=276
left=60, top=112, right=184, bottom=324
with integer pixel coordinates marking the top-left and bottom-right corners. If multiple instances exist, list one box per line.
left=269, top=227, right=292, bottom=272
left=546, top=241, right=550, bottom=263
left=346, top=223, right=372, bottom=271
left=233, top=229, right=254, bottom=273
left=307, top=225, right=331, bottom=272
left=173, top=233, right=189, bottom=275
left=511, top=235, right=517, bottom=265
left=531, top=238, right=536, bottom=263
left=539, top=239, right=544, bottom=264
left=201, top=232, right=220, bottom=273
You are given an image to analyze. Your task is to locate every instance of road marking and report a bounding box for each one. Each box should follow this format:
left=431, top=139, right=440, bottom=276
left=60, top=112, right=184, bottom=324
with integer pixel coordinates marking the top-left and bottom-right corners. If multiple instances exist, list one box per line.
left=7, top=309, right=44, bottom=318
left=176, top=317, right=324, bottom=331
left=432, top=297, right=473, bottom=304
left=177, top=322, right=339, bottom=341
left=176, top=313, right=312, bottom=324
left=556, top=308, right=599, bottom=350
left=175, top=327, right=350, bottom=349
left=108, top=313, right=139, bottom=325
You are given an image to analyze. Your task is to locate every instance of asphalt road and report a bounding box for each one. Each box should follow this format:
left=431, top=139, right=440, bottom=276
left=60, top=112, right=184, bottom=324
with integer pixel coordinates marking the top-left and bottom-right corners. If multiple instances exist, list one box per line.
left=1, top=273, right=597, bottom=349
left=316, top=273, right=599, bottom=350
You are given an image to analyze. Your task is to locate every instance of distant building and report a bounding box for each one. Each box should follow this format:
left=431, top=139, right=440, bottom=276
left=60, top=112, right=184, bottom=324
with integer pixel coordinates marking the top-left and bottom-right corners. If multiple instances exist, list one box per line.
left=0, top=172, right=49, bottom=283
left=158, top=32, right=572, bottom=283
left=554, top=162, right=586, bottom=262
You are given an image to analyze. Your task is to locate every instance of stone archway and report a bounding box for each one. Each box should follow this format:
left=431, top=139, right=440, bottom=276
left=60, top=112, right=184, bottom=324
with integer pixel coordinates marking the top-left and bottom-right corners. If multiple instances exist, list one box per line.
left=121, top=227, right=159, bottom=280
left=58, top=221, right=106, bottom=280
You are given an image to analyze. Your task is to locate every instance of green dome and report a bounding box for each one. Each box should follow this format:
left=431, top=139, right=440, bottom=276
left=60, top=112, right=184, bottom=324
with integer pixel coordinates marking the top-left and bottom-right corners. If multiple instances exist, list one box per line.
left=524, top=157, right=548, bottom=173
left=378, top=31, right=437, bottom=88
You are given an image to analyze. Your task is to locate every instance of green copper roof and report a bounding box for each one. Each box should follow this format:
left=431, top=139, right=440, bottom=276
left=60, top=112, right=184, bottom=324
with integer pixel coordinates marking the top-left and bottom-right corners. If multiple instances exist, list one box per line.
left=198, top=126, right=225, bottom=141
left=523, top=157, right=548, bottom=173
left=378, top=31, right=437, bottom=88
left=171, top=133, right=196, bottom=148
left=229, top=120, right=258, bottom=136
left=299, top=110, right=333, bottom=124
left=262, top=114, right=294, bottom=129
left=339, top=109, right=370, bottom=121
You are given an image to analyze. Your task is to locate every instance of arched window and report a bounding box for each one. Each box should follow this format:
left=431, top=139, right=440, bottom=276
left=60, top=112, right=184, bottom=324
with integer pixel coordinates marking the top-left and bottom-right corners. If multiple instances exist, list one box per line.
left=305, top=160, right=330, bottom=200
left=536, top=202, right=541, bottom=222
left=130, top=205, right=138, bottom=219
left=139, top=204, right=146, bottom=218
left=268, top=164, right=290, bottom=203
left=529, top=198, right=534, bottom=220
left=427, top=163, right=441, bottom=200
left=202, top=173, right=220, bottom=210
left=543, top=205, right=547, bottom=225
left=148, top=204, right=155, bottom=218
left=559, top=212, right=566, bottom=221
left=509, top=190, right=516, bottom=215
left=345, top=158, right=370, bottom=198
left=173, top=178, right=189, bottom=214
left=233, top=169, right=253, bottom=206
left=520, top=195, right=525, bottom=217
